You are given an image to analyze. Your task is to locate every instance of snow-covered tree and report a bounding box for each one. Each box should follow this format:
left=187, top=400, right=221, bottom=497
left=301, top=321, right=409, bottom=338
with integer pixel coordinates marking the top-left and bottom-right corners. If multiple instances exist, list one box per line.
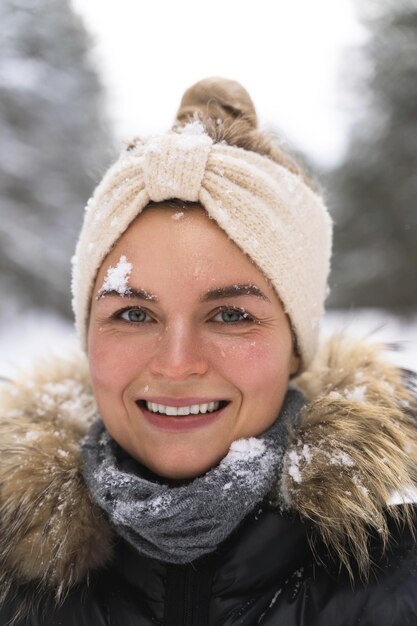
left=326, top=0, right=417, bottom=311
left=0, top=0, right=115, bottom=316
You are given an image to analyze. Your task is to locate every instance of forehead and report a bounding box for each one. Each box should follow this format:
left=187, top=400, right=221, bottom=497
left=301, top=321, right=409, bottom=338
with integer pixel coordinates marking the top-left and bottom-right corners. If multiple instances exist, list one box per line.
left=101, top=204, right=269, bottom=285
left=92, top=204, right=280, bottom=306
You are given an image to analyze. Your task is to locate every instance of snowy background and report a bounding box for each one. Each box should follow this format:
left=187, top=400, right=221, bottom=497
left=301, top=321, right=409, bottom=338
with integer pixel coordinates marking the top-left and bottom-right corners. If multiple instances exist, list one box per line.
left=69, top=0, right=367, bottom=169
left=0, top=0, right=416, bottom=377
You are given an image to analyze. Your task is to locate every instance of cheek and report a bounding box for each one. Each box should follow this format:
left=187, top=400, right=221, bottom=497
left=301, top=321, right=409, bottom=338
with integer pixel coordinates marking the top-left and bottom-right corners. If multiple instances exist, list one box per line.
left=88, top=331, right=148, bottom=398
left=208, top=334, right=289, bottom=394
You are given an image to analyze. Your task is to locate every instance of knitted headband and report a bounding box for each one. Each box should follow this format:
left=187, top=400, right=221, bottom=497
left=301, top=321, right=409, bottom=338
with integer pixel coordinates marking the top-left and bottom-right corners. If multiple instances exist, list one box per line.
left=71, top=121, right=332, bottom=370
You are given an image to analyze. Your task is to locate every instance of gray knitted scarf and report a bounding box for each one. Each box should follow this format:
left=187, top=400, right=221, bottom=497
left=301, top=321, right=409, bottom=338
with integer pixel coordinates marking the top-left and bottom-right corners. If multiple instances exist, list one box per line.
left=81, top=389, right=305, bottom=564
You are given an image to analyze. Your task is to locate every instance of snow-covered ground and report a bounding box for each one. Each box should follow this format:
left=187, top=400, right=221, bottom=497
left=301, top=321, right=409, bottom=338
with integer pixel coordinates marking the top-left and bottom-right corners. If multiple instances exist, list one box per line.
left=0, top=307, right=415, bottom=379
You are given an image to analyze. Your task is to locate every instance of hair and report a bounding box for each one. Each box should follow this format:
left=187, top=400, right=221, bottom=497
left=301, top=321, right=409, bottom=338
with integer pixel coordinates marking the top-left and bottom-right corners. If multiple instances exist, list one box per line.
left=127, top=77, right=316, bottom=191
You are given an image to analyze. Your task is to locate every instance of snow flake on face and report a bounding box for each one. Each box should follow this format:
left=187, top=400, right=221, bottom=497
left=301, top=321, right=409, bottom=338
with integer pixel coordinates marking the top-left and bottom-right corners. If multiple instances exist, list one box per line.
left=171, top=211, right=185, bottom=221
left=98, top=255, right=132, bottom=297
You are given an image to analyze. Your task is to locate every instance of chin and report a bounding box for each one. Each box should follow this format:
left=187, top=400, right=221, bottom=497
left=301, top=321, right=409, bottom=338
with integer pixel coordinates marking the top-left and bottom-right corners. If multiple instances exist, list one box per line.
left=142, top=449, right=225, bottom=481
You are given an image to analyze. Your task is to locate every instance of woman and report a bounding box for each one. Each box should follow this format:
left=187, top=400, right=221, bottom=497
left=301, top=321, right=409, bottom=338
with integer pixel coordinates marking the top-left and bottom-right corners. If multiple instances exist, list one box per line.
left=0, top=77, right=416, bottom=625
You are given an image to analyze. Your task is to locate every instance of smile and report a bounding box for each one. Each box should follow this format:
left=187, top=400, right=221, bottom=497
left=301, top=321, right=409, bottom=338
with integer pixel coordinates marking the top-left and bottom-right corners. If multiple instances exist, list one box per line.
left=144, top=401, right=223, bottom=416
left=136, top=399, right=230, bottom=431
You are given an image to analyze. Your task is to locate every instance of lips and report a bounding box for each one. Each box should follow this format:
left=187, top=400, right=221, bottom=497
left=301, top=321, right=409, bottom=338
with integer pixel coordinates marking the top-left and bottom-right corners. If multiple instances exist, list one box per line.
left=140, top=400, right=228, bottom=416
left=136, top=398, right=230, bottom=432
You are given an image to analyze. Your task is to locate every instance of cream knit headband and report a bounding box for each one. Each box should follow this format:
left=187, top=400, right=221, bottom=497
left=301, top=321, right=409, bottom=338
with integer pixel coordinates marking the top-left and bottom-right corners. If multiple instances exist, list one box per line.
left=71, top=124, right=332, bottom=369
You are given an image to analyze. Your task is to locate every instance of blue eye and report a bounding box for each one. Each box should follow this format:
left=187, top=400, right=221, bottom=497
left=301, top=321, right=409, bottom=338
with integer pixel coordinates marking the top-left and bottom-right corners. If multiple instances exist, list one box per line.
left=118, top=308, right=150, bottom=323
left=213, top=308, right=254, bottom=323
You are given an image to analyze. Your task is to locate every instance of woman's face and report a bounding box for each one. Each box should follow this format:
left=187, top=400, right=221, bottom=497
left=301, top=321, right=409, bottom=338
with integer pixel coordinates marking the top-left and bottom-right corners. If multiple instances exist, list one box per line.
left=88, top=205, right=299, bottom=479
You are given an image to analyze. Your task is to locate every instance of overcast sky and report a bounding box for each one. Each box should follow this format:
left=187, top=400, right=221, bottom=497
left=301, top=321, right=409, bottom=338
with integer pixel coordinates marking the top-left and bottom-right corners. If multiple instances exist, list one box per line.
left=70, top=0, right=367, bottom=167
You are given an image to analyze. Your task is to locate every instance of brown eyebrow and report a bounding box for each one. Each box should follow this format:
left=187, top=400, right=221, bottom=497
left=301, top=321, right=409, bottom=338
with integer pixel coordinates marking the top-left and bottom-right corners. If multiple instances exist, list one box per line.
left=97, top=283, right=270, bottom=304
left=97, top=288, right=158, bottom=302
left=200, top=284, right=270, bottom=303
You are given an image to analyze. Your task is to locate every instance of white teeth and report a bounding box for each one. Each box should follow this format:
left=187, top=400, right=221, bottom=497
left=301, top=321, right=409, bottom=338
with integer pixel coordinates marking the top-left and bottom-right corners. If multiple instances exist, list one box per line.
left=177, top=406, right=190, bottom=416
left=145, top=401, right=222, bottom=416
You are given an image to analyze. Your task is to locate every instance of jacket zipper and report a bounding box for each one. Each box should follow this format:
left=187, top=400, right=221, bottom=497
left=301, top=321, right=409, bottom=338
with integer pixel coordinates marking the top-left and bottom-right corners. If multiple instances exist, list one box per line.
left=164, top=562, right=213, bottom=626
left=182, top=565, right=194, bottom=626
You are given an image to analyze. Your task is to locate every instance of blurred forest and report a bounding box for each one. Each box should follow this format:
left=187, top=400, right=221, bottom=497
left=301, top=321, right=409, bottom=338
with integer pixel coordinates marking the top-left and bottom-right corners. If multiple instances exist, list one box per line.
left=0, top=0, right=416, bottom=320
left=326, top=0, right=417, bottom=312
left=0, top=0, right=115, bottom=317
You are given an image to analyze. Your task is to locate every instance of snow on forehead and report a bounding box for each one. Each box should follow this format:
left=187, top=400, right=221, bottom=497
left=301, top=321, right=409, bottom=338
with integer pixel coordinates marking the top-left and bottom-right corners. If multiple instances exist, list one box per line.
left=99, top=255, right=132, bottom=296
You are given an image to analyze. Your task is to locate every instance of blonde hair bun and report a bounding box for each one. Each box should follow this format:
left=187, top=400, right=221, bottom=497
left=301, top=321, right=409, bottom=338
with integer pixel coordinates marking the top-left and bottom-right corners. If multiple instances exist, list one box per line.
left=176, top=76, right=258, bottom=130
left=175, top=76, right=312, bottom=185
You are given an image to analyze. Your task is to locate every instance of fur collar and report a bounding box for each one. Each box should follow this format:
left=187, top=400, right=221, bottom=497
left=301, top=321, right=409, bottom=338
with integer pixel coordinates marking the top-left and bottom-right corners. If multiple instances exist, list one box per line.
left=0, top=334, right=416, bottom=600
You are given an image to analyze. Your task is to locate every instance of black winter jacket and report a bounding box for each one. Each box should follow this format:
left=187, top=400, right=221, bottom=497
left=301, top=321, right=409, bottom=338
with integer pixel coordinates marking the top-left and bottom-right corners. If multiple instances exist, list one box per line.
left=1, top=335, right=417, bottom=625
left=2, top=504, right=417, bottom=625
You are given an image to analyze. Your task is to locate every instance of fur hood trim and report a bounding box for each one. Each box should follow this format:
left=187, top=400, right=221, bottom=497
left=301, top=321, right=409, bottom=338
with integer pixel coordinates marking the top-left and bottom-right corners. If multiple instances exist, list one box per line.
left=280, top=335, right=417, bottom=578
left=0, top=335, right=416, bottom=598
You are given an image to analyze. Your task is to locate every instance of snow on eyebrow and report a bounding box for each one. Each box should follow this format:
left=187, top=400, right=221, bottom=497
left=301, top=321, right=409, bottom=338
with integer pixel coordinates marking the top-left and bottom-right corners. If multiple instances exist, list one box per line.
left=98, top=255, right=133, bottom=296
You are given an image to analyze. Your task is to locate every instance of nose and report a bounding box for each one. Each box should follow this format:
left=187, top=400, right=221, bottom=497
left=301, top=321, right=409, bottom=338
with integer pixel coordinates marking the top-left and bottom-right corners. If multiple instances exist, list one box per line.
left=148, top=321, right=209, bottom=381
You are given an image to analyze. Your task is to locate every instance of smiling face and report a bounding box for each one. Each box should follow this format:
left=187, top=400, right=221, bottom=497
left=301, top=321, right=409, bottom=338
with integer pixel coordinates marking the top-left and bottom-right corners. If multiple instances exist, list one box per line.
left=88, top=204, right=300, bottom=480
